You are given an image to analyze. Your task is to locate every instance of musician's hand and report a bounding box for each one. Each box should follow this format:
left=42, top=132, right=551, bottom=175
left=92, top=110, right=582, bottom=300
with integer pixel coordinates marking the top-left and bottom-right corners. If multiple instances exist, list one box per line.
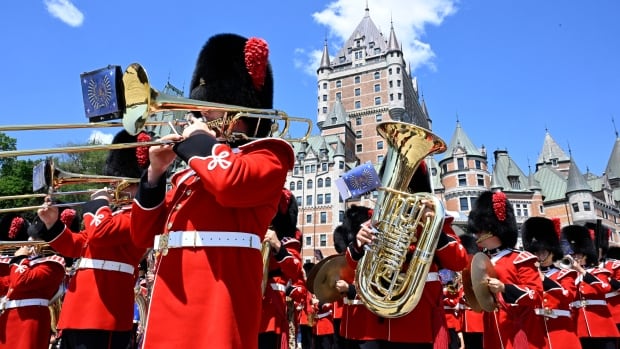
left=356, top=220, right=375, bottom=249
left=90, top=187, right=112, bottom=202
left=487, top=277, right=505, bottom=294
left=335, top=280, right=349, bottom=293
left=148, top=133, right=181, bottom=185
left=420, top=198, right=436, bottom=222
left=14, top=246, right=30, bottom=257
left=183, top=114, right=217, bottom=139
left=264, top=229, right=281, bottom=253
left=37, top=196, right=59, bottom=230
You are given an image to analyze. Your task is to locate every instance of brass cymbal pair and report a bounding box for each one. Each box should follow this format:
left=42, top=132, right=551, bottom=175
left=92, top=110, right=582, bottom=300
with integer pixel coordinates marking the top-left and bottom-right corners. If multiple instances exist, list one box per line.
left=462, top=252, right=497, bottom=312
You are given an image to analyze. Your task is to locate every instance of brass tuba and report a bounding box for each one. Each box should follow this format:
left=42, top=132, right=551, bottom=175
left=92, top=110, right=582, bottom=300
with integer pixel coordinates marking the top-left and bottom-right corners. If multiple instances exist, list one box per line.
left=356, top=121, right=447, bottom=318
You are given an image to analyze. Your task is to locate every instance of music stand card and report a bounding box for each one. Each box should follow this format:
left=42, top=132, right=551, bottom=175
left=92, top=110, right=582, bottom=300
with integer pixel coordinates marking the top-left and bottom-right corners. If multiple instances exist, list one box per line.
left=80, top=65, right=124, bottom=122
left=336, top=161, right=381, bottom=200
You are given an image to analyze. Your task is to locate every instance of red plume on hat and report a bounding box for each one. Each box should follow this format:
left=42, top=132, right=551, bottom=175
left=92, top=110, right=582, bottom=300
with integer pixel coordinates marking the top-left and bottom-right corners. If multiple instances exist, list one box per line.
left=551, top=217, right=561, bottom=238
left=104, top=130, right=149, bottom=178
left=0, top=214, right=30, bottom=241
left=492, top=191, right=507, bottom=221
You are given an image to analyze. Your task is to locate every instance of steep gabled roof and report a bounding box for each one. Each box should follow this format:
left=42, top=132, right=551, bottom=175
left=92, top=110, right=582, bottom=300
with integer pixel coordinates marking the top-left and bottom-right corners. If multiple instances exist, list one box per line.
left=321, top=99, right=349, bottom=128
left=492, top=150, right=530, bottom=192
left=333, top=8, right=388, bottom=66
left=443, top=120, right=483, bottom=159
left=534, top=165, right=568, bottom=202
left=537, top=130, right=570, bottom=165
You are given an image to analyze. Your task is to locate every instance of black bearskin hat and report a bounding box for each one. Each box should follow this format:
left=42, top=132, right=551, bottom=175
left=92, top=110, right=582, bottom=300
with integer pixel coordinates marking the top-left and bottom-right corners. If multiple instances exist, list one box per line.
left=104, top=130, right=151, bottom=178
left=28, top=206, right=82, bottom=239
left=0, top=213, right=30, bottom=242
left=584, top=222, right=609, bottom=255
left=467, top=190, right=518, bottom=248
left=189, top=33, right=274, bottom=140
left=271, top=188, right=298, bottom=239
left=607, top=246, right=620, bottom=260
left=378, top=159, right=431, bottom=193
left=562, top=225, right=598, bottom=266
left=521, top=217, right=563, bottom=262
left=458, top=234, right=480, bottom=255
left=333, top=205, right=373, bottom=253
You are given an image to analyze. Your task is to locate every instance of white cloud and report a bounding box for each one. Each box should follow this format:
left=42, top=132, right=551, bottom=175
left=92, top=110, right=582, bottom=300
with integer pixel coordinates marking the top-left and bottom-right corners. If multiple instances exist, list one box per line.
left=298, top=0, right=457, bottom=76
left=43, top=0, right=84, bottom=27
left=88, top=131, right=113, bottom=145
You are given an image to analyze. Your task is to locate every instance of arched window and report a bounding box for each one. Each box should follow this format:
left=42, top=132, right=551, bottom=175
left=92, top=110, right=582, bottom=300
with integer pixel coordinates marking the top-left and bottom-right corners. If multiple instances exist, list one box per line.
left=317, top=178, right=324, bottom=188
left=307, top=179, right=313, bottom=189
left=289, top=181, right=295, bottom=190
left=325, top=177, right=332, bottom=187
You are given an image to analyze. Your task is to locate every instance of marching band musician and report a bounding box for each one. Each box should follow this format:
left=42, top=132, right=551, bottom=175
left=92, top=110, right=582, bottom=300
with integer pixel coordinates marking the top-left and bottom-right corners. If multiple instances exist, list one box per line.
left=601, top=231, right=620, bottom=333
left=349, top=161, right=468, bottom=349
left=313, top=296, right=335, bottom=349
left=520, top=216, right=582, bottom=349
left=299, top=262, right=316, bottom=349
left=33, top=130, right=149, bottom=349
left=467, top=190, right=547, bottom=349
left=259, top=188, right=303, bottom=349
left=130, top=33, right=294, bottom=349
left=333, top=204, right=373, bottom=349
left=562, top=224, right=620, bottom=348
left=0, top=214, right=66, bottom=349
left=441, top=269, right=464, bottom=349
left=456, top=233, right=483, bottom=349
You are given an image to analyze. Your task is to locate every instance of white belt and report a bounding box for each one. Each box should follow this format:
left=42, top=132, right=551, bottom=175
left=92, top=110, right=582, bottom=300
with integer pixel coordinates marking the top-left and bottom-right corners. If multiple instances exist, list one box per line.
left=77, top=257, right=135, bottom=275
left=154, top=231, right=261, bottom=252
left=606, top=290, right=620, bottom=299
left=534, top=308, right=571, bottom=318
left=426, top=272, right=440, bottom=282
left=444, top=306, right=460, bottom=311
left=3, top=298, right=49, bottom=309
left=316, top=310, right=333, bottom=319
left=270, top=283, right=287, bottom=292
left=570, top=299, right=607, bottom=308
left=343, top=299, right=363, bottom=305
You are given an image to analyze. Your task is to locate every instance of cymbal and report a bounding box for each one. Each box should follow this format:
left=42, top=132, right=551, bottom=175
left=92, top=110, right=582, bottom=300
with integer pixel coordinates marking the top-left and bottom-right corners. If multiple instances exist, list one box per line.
left=461, top=266, right=483, bottom=313
left=306, top=254, right=340, bottom=294
left=309, top=254, right=354, bottom=303
left=470, top=252, right=498, bottom=312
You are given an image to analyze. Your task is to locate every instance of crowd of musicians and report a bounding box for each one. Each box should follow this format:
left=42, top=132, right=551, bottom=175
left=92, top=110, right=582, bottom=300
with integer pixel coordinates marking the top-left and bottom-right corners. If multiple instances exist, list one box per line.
left=1, top=31, right=620, bottom=349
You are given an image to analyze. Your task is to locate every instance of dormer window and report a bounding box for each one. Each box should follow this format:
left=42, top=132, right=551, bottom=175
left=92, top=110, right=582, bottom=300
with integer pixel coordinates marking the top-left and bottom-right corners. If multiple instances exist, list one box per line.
left=551, top=158, right=558, bottom=166
left=508, top=176, right=521, bottom=189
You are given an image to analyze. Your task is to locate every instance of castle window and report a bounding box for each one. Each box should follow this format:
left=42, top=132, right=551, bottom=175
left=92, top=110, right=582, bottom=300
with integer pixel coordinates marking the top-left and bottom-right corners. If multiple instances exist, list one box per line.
left=320, top=212, right=327, bottom=224
left=583, top=202, right=591, bottom=211
left=320, top=233, right=327, bottom=246
left=374, top=48, right=380, bottom=54
left=317, top=178, right=323, bottom=188
left=339, top=210, right=344, bottom=223
left=389, top=94, right=394, bottom=101
left=460, top=197, right=469, bottom=211
left=374, top=97, right=381, bottom=105
left=322, top=94, right=327, bottom=101
left=339, top=56, right=346, bottom=63
left=477, top=174, right=485, bottom=186
left=296, top=196, right=301, bottom=206
left=355, top=116, right=362, bottom=125
left=336, top=80, right=342, bottom=88
left=377, top=140, right=384, bottom=150
left=297, top=180, right=302, bottom=189
left=356, top=144, right=363, bottom=152
left=356, top=130, right=362, bottom=138
left=458, top=174, right=467, bottom=186
left=374, top=71, right=380, bottom=79
left=290, top=181, right=295, bottom=190
left=508, top=176, right=521, bottom=189
left=355, top=76, right=361, bottom=84
left=322, top=82, right=327, bottom=89
left=572, top=203, right=579, bottom=212
left=355, top=101, right=361, bottom=109
left=457, top=158, right=465, bottom=170
left=322, top=107, right=327, bottom=113
left=397, top=67, right=401, bottom=74
left=475, top=160, right=482, bottom=169
left=325, top=193, right=331, bottom=204
left=305, top=235, right=311, bottom=246
left=388, top=68, right=393, bottom=75
left=378, top=155, right=384, bottom=163
left=374, top=84, right=380, bottom=92
left=306, top=195, right=313, bottom=206
left=317, top=194, right=323, bottom=205
left=398, top=93, right=402, bottom=100
left=551, top=158, right=558, bottom=166
left=307, top=179, right=313, bottom=189
left=389, top=81, right=393, bottom=88
left=336, top=92, right=341, bottom=100
left=397, top=80, right=401, bottom=87
left=376, top=114, right=382, bottom=122
left=354, top=51, right=363, bottom=59
left=325, top=177, right=331, bottom=187
left=355, top=88, right=361, bottom=96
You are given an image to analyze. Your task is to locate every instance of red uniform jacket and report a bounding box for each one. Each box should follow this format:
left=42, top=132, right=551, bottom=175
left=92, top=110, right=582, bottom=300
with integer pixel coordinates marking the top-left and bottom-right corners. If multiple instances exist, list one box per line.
left=602, top=259, right=620, bottom=324
left=0, top=254, right=65, bottom=349
left=483, top=249, right=547, bottom=349
left=443, top=286, right=463, bottom=331
left=45, top=204, right=145, bottom=331
left=345, top=219, right=468, bottom=344
left=537, top=267, right=581, bottom=348
left=313, top=301, right=334, bottom=336
left=260, top=242, right=302, bottom=337
left=131, top=137, right=294, bottom=349
left=572, top=267, right=620, bottom=338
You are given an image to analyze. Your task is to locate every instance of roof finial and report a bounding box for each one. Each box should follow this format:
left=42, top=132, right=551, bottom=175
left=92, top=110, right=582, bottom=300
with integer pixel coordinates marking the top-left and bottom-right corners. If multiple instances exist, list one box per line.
left=456, top=112, right=459, bottom=123
left=366, top=0, right=369, bottom=13
left=567, top=142, right=572, bottom=157
left=612, top=115, right=618, bottom=138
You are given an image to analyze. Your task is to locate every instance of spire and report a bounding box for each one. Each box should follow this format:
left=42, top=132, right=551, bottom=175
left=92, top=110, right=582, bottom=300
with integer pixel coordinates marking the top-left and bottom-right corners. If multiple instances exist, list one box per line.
left=334, top=139, right=345, bottom=158
left=387, top=20, right=400, bottom=53
left=566, top=157, right=592, bottom=194
left=605, top=135, right=620, bottom=180
left=319, top=38, right=331, bottom=71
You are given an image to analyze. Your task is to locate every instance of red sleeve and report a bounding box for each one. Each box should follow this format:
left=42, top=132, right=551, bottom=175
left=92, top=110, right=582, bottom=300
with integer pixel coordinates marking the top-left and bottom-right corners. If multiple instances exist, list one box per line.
left=9, top=260, right=65, bottom=293
left=277, top=247, right=303, bottom=281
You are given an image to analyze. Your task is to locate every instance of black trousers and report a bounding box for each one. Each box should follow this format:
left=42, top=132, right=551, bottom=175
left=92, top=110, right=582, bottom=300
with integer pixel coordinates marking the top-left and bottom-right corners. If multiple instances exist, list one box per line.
left=58, top=329, right=132, bottom=349
left=358, top=340, right=432, bottom=349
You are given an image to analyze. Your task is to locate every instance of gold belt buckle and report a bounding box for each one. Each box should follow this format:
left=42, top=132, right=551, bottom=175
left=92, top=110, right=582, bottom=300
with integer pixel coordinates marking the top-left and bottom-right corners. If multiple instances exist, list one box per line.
left=157, top=234, right=169, bottom=257
left=581, top=299, right=588, bottom=307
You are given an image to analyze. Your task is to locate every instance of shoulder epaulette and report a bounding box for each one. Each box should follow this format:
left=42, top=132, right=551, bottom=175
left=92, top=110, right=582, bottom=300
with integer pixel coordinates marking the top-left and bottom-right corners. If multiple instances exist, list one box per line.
left=29, top=255, right=66, bottom=267
left=513, top=250, right=537, bottom=264
left=557, top=268, right=578, bottom=280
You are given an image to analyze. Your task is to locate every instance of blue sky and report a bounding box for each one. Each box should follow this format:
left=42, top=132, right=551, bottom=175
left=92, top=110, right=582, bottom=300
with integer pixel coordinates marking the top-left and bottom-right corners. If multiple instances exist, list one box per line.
left=1, top=0, right=618, bottom=176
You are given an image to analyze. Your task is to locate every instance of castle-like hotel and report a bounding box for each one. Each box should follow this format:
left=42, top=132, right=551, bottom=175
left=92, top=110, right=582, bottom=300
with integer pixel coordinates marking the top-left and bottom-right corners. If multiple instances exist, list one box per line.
left=289, top=7, right=620, bottom=263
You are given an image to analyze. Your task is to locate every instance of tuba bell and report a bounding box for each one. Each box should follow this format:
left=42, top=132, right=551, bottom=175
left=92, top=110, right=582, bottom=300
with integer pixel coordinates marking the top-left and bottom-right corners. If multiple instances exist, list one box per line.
left=356, top=121, right=447, bottom=318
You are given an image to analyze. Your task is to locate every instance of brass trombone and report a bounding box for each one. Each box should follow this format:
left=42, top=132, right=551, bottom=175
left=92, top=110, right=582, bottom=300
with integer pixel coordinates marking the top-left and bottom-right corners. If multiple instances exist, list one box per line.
left=0, top=63, right=312, bottom=158
left=0, top=240, right=55, bottom=257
